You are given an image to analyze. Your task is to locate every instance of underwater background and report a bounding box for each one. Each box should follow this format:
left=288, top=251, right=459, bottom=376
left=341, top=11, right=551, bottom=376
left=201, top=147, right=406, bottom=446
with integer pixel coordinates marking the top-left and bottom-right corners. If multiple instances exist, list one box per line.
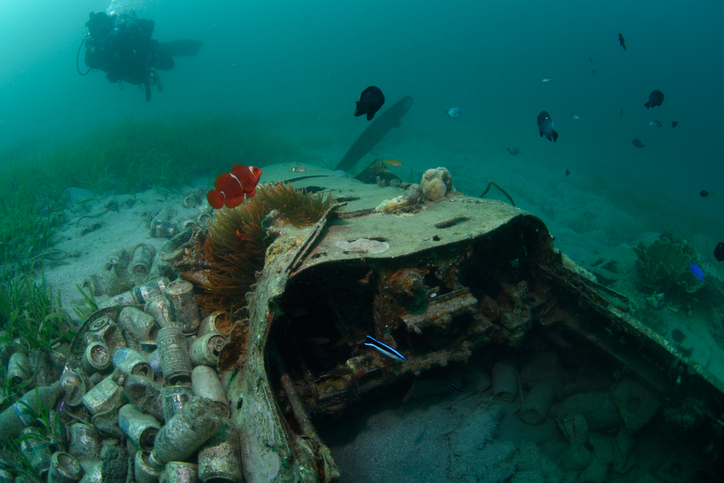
left=2, top=0, right=723, bottom=269
left=1, top=1, right=724, bottom=480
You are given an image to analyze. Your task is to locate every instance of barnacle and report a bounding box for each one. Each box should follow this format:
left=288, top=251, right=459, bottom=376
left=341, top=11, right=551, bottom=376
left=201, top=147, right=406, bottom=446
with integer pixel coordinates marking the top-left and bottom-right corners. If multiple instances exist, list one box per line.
left=200, top=183, right=333, bottom=312
left=633, top=234, right=703, bottom=301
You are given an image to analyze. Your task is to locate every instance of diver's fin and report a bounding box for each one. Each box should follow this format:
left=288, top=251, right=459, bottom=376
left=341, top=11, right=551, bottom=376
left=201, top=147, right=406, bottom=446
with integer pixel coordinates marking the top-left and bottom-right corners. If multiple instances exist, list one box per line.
left=150, top=67, right=164, bottom=94
left=158, top=40, right=204, bottom=57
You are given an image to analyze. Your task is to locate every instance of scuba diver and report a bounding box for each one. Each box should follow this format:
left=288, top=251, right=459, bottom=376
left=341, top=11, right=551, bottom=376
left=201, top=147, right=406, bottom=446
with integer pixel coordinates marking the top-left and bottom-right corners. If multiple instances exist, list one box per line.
left=80, top=11, right=203, bottom=101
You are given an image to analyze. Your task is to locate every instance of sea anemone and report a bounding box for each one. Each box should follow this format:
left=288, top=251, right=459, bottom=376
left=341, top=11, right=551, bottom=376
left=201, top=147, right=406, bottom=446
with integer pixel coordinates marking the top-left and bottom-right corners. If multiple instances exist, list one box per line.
left=200, top=183, right=333, bottom=312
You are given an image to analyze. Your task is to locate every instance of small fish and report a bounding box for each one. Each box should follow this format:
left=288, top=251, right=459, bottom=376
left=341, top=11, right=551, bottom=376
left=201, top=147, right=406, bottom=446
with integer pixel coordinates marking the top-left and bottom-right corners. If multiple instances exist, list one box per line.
left=645, top=90, right=664, bottom=109
left=306, top=337, right=330, bottom=345
left=672, top=120, right=679, bottom=128
left=449, top=382, right=463, bottom=392
left=588, top=56, right=594, bottom=65
left=542, top=76, right=554, bottom=83
left=303, top=186, right=325, bottom=194
left=291, top=166, right=306, bottom=173
left=618, top=33, right=626, bottom=51
left=590, top=68, right=597, bottom=76
left=333, top=334, right=350, bottom=347
left=381, top=159, right=403, bottom=167
left=207, top=164, right=262, bottom=209
left=570, top=113, right=581, bottom=120
left=537, top=110, right=558, bottom=142
left=632, top=138, right=645, bottom=148
left=322, top=367, right=353, bottom=378
left=355, top=86, right=385, bottom=120
left=346, top=324, right=367, bottom=337
left=565, top=169, right=570, bottom=176
left=700, top=190, right=709, bottom=198
left=620, top=108, right=624, bottom=118
left=330, top=367, right=353, bottom=375
left=649, top=120, right=662, bottom=127
left=688, top=263, right=704, bottom=282
left=715, top=242, right=724, bottom=262
left=364, top=335, right=406, bottom=362
left=403, top=378, right=416, bottom=403
left=507, top=147, right=519, bottom=156
left=333, top=170, right=348, bottom=178
left=447, top=107, right=461, bottom=119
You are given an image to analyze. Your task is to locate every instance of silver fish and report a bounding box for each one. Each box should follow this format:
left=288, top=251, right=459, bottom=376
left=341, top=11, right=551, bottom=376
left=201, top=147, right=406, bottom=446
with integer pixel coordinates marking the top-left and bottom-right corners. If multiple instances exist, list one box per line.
left=570, top=113, right=581, bottom=120
left=542, top=76, right=554, bottom=83
left=649, top=120, right=662, bottom=127
left=364, top=336, right=406, bottom=362
left=447, top=107, right=461, bottom=119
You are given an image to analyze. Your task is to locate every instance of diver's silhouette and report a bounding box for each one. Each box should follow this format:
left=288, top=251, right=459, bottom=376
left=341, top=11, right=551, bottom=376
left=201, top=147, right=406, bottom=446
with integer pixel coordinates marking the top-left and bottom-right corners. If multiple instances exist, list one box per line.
left=81, top=11, right=203, bottom=101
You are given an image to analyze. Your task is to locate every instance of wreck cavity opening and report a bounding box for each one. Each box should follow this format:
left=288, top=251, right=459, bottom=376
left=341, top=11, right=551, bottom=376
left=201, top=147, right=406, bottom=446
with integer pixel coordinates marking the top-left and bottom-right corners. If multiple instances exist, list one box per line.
left=265, top=216, right=554, bottom=420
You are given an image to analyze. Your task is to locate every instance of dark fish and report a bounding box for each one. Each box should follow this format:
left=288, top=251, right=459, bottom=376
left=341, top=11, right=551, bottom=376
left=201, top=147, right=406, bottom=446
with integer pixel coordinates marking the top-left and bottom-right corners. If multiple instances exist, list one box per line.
left=590, top=68, right=597, bottom=76
left=632, top=138, right=645, bottom=148
left=355, top=86, right=385, bottom=120
left=620, top=108, right=624, bottom=118
left=507, top=147, right=519, bottom=155
left=537, top=110, right=558, bottom=142
left=715, top=242, right=724, bottom=262
left=645, top=90, right=664, bottom=109
left=700, top=190, right=709, bottom=198
left=618, top=33, right=626, bottom=51
left=565, top=169, right=570, bottom=176
left=672, top=120, right=679, bottom=128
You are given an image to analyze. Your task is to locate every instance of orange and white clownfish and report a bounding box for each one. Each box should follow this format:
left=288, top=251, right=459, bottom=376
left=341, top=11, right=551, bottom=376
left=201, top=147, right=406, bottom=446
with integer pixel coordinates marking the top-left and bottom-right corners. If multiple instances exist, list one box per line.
left=207, top=164, right=262, bottom=209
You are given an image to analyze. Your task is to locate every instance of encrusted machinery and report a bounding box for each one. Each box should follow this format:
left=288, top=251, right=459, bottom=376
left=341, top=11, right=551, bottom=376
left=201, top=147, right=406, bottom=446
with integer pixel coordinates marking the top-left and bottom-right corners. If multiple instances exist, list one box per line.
left=175, top=185, right=724, bottom=482
left=268, top=199, right=553, bottom=421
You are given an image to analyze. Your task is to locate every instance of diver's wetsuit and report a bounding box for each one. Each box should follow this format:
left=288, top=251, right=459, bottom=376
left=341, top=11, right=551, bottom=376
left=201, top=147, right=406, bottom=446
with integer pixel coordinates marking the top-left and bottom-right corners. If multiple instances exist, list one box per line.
left=83, top=11, right=200, bottom=101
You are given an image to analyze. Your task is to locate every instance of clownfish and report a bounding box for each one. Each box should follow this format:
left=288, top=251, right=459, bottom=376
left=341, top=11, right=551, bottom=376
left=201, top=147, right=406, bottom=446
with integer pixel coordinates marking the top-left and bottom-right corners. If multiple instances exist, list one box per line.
left=207, top=164, right=262, bottom=209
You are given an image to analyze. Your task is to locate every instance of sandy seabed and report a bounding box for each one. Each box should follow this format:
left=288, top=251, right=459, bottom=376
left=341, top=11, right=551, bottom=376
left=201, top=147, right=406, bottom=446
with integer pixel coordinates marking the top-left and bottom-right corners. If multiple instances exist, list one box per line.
left=40, top=159, right=722, bottom=482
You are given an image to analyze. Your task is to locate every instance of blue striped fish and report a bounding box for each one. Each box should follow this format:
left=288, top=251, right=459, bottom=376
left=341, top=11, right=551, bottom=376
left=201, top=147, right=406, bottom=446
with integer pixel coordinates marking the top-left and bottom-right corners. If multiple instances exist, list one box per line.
left=364, top=336, right=406, bottom=362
